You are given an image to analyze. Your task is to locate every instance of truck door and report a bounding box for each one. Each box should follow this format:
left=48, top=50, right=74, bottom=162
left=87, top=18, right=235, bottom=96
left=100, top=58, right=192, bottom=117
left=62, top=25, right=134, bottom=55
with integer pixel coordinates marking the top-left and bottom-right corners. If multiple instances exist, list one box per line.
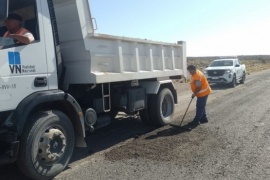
left=0, top=0, right=49, bottom=111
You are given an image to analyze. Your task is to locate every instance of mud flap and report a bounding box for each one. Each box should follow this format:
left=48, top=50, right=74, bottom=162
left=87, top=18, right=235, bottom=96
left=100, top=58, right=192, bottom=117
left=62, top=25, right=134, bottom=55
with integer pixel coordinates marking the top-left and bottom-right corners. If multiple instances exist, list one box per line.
left=0, top=130, right=19, bottom=165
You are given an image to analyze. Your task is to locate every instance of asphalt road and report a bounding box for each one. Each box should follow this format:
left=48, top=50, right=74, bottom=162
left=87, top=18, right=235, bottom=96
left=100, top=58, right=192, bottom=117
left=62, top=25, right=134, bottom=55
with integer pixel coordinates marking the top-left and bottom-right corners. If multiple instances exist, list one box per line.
left=1, top=70, right=270, bottom=180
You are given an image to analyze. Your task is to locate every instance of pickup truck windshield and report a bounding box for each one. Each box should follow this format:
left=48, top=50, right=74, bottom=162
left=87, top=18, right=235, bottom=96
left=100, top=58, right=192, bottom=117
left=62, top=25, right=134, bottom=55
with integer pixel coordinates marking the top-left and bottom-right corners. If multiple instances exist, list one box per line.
left=210, top=60, right=233, bottom=67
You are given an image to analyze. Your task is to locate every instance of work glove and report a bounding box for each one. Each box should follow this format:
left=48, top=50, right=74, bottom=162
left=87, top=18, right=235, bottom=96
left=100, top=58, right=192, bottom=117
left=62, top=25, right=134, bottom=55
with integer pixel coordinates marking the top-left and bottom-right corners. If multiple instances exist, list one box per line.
left=191, top=93, right=196, bottom=99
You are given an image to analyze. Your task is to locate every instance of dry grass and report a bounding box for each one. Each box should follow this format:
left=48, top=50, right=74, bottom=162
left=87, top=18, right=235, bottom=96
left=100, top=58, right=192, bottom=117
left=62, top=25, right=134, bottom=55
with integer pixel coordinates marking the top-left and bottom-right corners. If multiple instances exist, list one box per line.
left=243, top=60, right=270, bottom=74
left=187, top=58, right=270, bottom=74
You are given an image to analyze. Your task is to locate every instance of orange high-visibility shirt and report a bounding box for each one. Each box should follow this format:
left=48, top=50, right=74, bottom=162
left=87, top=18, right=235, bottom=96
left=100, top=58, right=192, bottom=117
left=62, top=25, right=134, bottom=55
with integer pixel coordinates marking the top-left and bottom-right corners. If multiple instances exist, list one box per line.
left=190, top=70, right=212, bottom=97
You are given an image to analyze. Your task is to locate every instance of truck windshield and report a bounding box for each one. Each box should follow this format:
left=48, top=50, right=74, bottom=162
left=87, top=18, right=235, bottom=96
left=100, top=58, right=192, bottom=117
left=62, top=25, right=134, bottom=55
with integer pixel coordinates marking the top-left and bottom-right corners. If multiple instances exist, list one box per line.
left=210, top=60, right=233, bottom=67
left=0, top=0, right=38, bottom=49
left=0, top=0, right=8, bottom=21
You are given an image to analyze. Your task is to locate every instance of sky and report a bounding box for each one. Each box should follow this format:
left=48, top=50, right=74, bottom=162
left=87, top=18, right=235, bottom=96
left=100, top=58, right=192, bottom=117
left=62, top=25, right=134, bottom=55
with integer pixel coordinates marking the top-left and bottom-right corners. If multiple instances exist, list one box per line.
left=89, top=0, right=270, bottom=57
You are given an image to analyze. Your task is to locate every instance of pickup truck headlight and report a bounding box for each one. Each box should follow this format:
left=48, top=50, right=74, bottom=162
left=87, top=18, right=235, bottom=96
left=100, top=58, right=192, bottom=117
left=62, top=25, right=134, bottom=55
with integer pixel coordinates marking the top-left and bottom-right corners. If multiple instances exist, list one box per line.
left=224, top=69, right=231, bottom=74
left=204, top=70, right=207, bottom=74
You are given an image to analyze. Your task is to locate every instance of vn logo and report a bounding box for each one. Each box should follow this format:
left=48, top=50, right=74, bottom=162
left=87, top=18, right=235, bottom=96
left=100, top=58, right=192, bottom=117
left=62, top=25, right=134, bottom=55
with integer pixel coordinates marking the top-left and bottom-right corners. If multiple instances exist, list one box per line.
left=8, top=52, right=21, bottom=74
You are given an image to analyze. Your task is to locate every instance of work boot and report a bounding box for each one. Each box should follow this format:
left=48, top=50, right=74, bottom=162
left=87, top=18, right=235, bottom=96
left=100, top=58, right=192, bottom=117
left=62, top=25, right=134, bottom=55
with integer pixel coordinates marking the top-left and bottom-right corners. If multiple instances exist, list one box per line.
left=200, top=118, right=208, bottom=124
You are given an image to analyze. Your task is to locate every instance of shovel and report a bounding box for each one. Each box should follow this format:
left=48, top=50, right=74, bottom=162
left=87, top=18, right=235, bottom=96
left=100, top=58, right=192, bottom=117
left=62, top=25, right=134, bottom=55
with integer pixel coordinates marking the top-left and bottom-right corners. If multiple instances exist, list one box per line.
left=171, top=97, right=194, bottom=131
left=179, top=97, right=194, bottom=127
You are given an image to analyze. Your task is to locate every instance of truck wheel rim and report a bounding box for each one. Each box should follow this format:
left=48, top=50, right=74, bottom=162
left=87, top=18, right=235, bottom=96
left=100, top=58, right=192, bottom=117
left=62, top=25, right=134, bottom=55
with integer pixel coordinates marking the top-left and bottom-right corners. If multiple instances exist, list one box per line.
left=162, top=95, right=173, bottom=118
left=38, top=127, right=67, bottom=165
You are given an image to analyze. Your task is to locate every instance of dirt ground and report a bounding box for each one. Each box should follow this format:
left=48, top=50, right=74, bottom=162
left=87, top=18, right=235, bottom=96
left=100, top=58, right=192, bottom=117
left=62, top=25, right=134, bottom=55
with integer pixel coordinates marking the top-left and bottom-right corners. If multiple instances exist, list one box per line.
left=52, top=69, right=270, bottom=180
left=1, top=62, right=270, bottom=180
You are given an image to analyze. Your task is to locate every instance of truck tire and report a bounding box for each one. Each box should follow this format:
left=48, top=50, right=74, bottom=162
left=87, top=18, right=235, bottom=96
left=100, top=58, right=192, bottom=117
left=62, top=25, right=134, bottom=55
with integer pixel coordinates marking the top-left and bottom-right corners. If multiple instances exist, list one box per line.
left=17, top=110, right=75, bottom=180
left=230, top=74, right=236, bottom=88
left=139, top=95, right=153, bottom=125
left=149, top=88, right=175, bottom=126
left=240, top=72, right=246, bottom=84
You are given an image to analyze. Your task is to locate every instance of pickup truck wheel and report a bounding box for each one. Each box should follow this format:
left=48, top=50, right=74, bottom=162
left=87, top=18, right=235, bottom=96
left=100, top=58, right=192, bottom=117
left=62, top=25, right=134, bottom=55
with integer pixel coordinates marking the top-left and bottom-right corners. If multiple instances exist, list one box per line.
left=17, top=110, right=74, bottom=180
left=230, top=74, right=236, bottom=88
left=149, top=88, right=175, bottom=126
left=240, top=72, right=246, bottom=84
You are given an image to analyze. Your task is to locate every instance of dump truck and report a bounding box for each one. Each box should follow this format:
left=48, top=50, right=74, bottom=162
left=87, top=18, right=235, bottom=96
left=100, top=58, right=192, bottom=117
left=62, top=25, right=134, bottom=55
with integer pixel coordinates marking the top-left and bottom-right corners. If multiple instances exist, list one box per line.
left=0, top=0, right=187, bottom=179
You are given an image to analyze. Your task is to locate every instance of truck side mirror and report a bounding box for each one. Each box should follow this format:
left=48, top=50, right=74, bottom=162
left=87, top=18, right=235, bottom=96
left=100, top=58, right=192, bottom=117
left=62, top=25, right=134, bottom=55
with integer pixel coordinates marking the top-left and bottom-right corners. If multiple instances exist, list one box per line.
left=0, top=0, right=8, bottom=20
left=235, top=64, right=240, bottom=67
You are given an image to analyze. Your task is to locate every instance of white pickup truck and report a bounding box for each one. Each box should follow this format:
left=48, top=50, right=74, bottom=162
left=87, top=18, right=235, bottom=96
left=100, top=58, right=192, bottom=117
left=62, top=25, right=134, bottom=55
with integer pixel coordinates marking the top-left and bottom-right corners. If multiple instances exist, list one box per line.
left=204, top=59, right=246, bottom=87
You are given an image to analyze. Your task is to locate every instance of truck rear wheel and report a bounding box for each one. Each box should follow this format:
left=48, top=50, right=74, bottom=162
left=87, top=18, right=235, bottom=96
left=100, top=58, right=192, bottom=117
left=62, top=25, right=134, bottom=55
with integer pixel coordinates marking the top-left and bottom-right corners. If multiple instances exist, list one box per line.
left=139, top=95, right=153, bottom=125
left=17, top=110, right=75, bottom=180
left=149, top=88, right=175, bottom=126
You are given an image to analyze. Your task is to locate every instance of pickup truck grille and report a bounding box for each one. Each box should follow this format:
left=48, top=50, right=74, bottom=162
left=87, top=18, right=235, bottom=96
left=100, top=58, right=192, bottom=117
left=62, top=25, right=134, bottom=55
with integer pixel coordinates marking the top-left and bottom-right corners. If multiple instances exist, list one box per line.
left=207, top=70, right=225, bottom=76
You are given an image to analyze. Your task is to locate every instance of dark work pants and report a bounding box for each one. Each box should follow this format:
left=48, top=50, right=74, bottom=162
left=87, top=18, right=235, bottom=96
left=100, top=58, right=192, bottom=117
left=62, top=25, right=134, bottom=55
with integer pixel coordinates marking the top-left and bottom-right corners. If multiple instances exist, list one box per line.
left=193, top=95, right=208, bottom=123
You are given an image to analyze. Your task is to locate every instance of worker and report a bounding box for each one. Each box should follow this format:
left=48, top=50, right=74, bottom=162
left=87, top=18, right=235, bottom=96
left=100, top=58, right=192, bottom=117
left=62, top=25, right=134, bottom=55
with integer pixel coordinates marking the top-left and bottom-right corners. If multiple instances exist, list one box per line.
left=187, top=65, right=212, bottom=128
left=2, top=13, right=34, bottom=45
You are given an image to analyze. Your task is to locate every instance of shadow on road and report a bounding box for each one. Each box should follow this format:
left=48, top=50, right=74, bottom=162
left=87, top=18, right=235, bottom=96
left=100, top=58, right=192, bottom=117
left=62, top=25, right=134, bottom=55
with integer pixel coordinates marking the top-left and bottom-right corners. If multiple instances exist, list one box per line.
left=145, top=124, right=192, bottom=140
left=70, top=116, right=156, bottom=163
left=209, top=83, right=235, bottom=90
left=0, top=163, right=29, bottom=180
left=0, top=116, right=156, bottom=180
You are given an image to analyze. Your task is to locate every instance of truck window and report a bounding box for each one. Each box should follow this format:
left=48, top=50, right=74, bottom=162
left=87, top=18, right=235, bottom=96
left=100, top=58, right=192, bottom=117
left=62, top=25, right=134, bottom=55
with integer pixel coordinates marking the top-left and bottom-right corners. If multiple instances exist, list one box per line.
left=0, top=25, right=7, bottom=36
left=0, top=0, right=39, bottom=49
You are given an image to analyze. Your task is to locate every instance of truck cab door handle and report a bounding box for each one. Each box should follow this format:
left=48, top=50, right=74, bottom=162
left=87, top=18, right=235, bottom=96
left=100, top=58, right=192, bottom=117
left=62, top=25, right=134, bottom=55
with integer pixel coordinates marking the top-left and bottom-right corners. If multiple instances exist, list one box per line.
left=34, top=77, right=47, bottom=87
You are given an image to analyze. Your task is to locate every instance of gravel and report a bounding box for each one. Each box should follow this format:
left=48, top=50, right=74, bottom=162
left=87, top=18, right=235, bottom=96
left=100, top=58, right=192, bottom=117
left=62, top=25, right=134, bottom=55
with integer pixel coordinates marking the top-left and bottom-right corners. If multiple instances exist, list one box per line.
left=1, top=70, right=270, bottom=180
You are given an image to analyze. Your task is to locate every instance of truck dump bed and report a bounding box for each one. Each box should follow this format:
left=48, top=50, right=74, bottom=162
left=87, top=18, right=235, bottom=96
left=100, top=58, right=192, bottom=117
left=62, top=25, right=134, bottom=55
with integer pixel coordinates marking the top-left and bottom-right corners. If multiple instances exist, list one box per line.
left=54, top=0, right=187, bottom=84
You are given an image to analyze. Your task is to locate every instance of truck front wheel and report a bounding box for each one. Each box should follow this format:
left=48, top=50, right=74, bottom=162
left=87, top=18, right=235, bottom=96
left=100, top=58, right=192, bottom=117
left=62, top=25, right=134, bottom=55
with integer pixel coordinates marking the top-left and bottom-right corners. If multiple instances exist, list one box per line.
left=149, top=88, right=175, bottom=126
left=17, top=110, right=75, bottom=180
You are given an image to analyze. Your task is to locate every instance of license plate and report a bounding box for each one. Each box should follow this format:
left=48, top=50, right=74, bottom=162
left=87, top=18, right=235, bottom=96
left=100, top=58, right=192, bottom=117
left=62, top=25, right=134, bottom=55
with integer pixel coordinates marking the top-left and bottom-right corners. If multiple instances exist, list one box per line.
left=212, top=77, right=219, bottom=79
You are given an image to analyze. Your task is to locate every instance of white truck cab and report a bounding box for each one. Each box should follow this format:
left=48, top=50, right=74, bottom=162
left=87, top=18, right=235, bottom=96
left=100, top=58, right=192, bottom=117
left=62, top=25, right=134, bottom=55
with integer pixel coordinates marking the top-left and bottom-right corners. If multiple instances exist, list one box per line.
left=0, top=0, right=187, bottom=179
left=204, top=59, right=246, bottom=87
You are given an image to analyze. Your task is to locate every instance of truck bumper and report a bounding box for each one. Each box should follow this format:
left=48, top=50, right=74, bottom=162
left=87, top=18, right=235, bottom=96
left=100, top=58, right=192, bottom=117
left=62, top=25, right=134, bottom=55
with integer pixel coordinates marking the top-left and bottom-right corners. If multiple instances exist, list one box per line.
left=0, top=127, right=19, bottom=165
left=207, top=77, right=228, bottom=84
left=206, top=74, right=233, bottom=84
